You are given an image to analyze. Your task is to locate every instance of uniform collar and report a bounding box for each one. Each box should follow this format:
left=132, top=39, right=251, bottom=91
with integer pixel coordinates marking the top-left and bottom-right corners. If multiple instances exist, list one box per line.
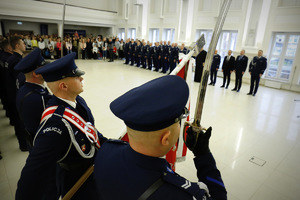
left=126, top=145, right=170, bottom=173
left=25, top=82, right=46, bottom=89
left=57, top=97, right=76, bottom=108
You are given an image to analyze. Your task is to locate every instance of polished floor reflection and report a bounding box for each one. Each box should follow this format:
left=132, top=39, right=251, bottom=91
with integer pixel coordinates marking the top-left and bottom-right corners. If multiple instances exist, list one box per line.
left=0, top=59, right=299, bottom=199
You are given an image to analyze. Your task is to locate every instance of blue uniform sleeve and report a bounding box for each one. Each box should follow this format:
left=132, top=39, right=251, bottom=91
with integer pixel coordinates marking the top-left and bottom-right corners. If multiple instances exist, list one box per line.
left=16, top=119, right=69, bottom=200
left=194, top=153, right=227, bottom=200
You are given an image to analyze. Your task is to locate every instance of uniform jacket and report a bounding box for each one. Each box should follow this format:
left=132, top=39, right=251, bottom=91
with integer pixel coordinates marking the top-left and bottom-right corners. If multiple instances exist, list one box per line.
left=170, top=47, right=178, bottom=61
left=221, top=56, right=235, bottom=72
left=249, top=56, right=267, bottom=76
left=136, top=45, right=142, bottom=56
left=16, top=95, right=106, bottom=200
left=154, top=46, right=161, bottom=58
left=211, top=54, right=221, bottom=70
left=234, top=55, right=248, bottom=73
left=94, top=140, right=227, bottom=200
left=16, top=82, right=52, bottom=140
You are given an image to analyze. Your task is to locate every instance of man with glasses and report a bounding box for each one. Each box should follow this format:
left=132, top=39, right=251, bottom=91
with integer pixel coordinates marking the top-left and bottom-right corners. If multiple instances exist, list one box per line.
left=94, top=76, right=227, bottom=200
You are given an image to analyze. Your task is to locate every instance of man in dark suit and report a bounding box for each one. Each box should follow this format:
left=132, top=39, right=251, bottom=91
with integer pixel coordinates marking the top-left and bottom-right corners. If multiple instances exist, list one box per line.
left=247, top=50, right=267, bottom=96
left=194, top=47, right=207, bottom=83
left=208, top=50, right=221, bottom=86
left=232, top=49, right=248, bottom=92
left=220, top=50, right=235, bottom=89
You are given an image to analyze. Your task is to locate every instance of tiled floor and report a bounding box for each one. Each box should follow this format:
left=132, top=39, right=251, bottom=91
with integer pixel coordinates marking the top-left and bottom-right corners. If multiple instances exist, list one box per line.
left=0, top=59, right=300, bottom=199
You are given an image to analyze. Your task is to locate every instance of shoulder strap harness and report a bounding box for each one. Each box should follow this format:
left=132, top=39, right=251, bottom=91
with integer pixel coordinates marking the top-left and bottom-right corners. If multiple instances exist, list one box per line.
left=40, top=106, right=101, bottom=149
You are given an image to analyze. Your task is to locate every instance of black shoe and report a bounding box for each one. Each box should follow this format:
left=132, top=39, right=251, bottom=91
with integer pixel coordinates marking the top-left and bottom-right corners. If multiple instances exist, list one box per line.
left=208, top=83, right=213, bottom=85
left=237, top=89, right=240, bottom=92
left=253, top=93, right=256, bottom=96
left=225, top=86, right=228, bottom=89
left=231, top=88, right=237, bottom=91
left=247, top=93, right=252, bottom=95
left=220, top=85, right=225, bottom=88
left=212, top=84, right=215, bottom=86
left=19, top=145, right=29, bottom=152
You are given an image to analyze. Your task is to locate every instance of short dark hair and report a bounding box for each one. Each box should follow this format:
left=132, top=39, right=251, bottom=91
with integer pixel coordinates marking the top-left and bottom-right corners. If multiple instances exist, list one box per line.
left=0, top=40, right=10, bottom=50
left=10, top=36, right=22, bottom=50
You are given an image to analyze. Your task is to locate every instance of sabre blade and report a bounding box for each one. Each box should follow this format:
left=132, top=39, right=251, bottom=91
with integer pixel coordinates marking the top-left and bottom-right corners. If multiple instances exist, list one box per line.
left=192, top=0, right=232, bottom=132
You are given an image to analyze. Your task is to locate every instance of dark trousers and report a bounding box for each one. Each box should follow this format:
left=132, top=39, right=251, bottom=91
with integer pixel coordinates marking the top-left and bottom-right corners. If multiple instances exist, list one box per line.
left=82, top=50, right=86, bottom=59
left=249, top=75, right=261, bottom=94
left=136, top=56, right=141, bottom=67
left=148, top=57, right=153, bottom=69
left=130, top=54, right=135, bottom=65
left=125, top=53, right=130, bottom=64
left=210, top=68, right=218, bottom=84
left=222, top=71, right=231, bottom=87
left=109, top=49, right=114, bottom=61
left=141, top=56, right=147, bottom=68
left=234, top=72, right=244, bottom=90
left=162, top=57, right=169, bottom=73
left=169, top=58, right=176, bottom=73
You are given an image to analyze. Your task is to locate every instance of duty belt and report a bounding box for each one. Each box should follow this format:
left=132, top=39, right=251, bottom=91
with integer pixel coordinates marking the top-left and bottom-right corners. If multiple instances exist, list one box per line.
left=41, top=106, right=101, bottom=148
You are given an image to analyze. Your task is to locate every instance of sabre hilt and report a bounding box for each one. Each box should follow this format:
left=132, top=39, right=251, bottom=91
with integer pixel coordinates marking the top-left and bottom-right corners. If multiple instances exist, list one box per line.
left=183, top=120, right=206, bottom=151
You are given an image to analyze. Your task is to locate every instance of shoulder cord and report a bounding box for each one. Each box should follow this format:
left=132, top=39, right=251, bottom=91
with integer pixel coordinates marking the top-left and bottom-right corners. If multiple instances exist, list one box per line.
left=137, top=177, right=164, bottom=200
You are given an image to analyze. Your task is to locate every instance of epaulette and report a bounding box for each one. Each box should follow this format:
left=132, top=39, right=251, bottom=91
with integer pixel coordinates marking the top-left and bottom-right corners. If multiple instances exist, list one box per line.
left=161, top=172, right=210, bottom=199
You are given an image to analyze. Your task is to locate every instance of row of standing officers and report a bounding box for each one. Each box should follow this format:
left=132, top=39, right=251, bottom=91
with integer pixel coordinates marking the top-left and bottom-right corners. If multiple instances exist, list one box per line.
left=123, top=39, right=189, bottom=74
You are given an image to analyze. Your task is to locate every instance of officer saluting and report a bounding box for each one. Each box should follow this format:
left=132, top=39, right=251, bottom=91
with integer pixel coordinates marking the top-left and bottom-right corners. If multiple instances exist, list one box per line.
left=16, top=52, right=107, bottom=200
left=94, top=76, right=227, bottom=199
left=15, top=48, right=52, bottom=149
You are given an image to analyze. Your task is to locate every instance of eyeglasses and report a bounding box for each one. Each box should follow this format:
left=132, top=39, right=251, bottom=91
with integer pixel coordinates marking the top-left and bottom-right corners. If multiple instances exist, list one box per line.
left=174, top=107, right=189, bottom=123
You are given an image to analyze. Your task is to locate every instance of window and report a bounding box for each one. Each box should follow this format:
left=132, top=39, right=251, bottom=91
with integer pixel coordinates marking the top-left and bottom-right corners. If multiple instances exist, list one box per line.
left=128, top=28, right=136, bottom=40
left=266, top=33, right=300, bottom=81
left=195, top=29, right=212, bottom=51
left=162, top=28, right=175, bottom=43
left=195, top=30, right=238, bottom=67
left=149, top=28, right=160, bottom=43
left=217, top=31, right=238, bottom=67
left=278, top=0, right=300, bottom=7
left=118, top=28, right=125, bottom=40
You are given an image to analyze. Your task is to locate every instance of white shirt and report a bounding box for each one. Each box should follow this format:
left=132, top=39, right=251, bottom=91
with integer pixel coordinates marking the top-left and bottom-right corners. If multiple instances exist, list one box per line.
left=57, top=97, right=76, bottom=109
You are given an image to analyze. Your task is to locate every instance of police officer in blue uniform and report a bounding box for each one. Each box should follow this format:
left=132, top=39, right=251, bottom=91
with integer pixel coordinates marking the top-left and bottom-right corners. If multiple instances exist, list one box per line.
left=247, top=50, right=267, bottom=96
left=141, top=42, right=148, bottom=69
left=94, top=75, right=227, bottom=200
left=162, top=41, right=169, bottom=73
left=147, top=42, right=154, bottom=70
left=16, top=52, right=107, bottom=200
left=208, top=50, right=221, bottom=86
left=154, top=42, right=161, bottom=72
left=130, top=39, right=135, bottom=66
left=169, top=43, right=178, bottom=73
left=135, top=41, right=142, bottom=67
left=0, top=40, right=13, bottom=117
left=5, top=36, right=28, bottom=151
left=232, top=49, right=248, bottom=92
left=15, top=48, right=52, bottom=149
left=124, top=39, right=130, bottom=64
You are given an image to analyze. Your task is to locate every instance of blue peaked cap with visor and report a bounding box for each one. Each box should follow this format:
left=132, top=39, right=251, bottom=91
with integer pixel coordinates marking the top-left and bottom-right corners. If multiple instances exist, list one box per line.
left=110, top=75, right=189, bottom=132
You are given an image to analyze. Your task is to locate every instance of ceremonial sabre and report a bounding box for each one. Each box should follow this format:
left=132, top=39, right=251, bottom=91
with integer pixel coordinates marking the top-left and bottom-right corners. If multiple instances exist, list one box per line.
left=187, top=0, right=232, bottom=134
